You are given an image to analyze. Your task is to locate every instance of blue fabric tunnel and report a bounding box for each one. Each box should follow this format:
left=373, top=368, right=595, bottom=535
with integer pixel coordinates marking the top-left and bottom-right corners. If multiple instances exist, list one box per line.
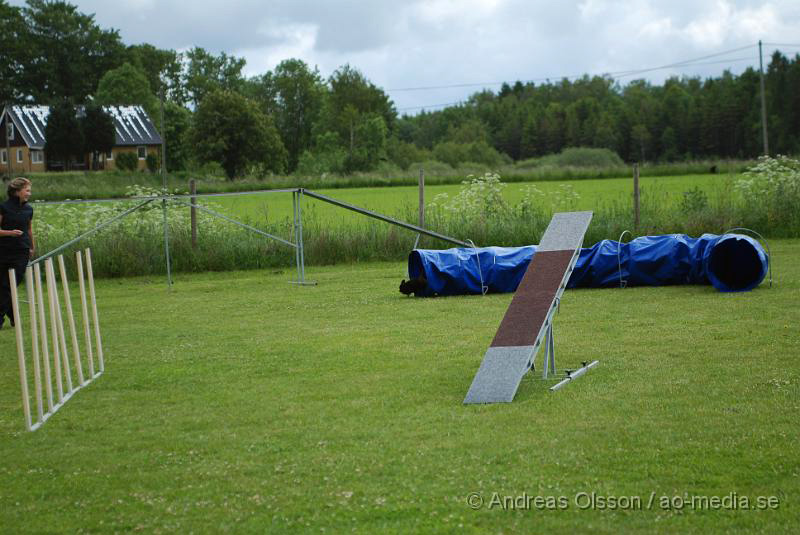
left=406, top=234, right=768, bottom=297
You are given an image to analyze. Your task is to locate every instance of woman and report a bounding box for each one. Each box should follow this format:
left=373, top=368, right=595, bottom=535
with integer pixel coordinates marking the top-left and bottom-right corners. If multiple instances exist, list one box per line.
left=0, top=177, right=35, bottom=329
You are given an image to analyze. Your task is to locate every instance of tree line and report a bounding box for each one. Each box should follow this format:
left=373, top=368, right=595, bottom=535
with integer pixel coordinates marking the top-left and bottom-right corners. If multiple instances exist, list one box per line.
left=2, top=0, right=798, bottom=179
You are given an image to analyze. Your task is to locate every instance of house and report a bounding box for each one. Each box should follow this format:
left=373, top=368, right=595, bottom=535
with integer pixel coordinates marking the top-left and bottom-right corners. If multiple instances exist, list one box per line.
left=1, top=104, right=163, bottom=173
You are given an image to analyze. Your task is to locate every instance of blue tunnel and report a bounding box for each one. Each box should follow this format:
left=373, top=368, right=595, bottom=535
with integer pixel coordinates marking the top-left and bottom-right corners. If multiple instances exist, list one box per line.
left=405, top=234, right=769, bottom=297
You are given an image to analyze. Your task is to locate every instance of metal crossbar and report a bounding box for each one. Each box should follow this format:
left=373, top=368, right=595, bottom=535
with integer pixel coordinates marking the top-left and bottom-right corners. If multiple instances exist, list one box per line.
left=302, top=189, right=470, bottom=247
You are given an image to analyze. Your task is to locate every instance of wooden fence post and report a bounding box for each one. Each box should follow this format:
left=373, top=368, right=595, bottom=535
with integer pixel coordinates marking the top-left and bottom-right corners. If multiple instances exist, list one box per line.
left=190, top=179, right=197, bottom=249
left=633, top=163, right=640, bottom=232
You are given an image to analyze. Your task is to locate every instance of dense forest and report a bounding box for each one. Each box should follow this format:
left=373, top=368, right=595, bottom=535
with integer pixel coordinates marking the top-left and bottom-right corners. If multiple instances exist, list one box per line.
left=2, top=0, right=798, bottom=177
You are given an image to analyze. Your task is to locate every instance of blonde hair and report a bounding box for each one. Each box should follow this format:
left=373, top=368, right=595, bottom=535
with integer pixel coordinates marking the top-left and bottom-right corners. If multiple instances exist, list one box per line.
left=7, top=177, right=31, bottom=199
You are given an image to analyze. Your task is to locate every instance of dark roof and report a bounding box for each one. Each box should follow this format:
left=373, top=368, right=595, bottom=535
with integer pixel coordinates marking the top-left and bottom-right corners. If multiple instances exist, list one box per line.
left=2, top=105, right=163, bottom=149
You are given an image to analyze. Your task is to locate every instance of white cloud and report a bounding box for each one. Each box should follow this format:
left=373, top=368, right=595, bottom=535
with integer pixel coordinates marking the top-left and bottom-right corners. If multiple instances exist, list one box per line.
left=7, top=0, right=800, bottom=111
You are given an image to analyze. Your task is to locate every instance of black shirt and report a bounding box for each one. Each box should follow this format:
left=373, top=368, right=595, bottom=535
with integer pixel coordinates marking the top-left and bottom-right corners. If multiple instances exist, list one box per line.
left=0, top=197, right=34, bottom=252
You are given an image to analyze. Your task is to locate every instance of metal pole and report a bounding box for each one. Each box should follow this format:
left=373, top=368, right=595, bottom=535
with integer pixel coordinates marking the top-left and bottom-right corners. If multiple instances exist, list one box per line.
left=298, top=189, right=306, bottom=283
left=633, top=163, right=640, bottom=232
left=162, top=198, right=172, bottom=287
left=549, top=361, right=600, bottom=392
left=293, top=191, right=301, bottom=282
left=758, top=40, right=769, bottom=156
left=160, top=88, right=172, bottom=288
left=302, top=189, right=470, bottom=247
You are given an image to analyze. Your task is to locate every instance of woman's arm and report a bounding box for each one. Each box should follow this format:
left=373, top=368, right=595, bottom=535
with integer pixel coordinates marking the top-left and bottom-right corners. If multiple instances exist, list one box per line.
left=0, top=214, right=23, bottom=237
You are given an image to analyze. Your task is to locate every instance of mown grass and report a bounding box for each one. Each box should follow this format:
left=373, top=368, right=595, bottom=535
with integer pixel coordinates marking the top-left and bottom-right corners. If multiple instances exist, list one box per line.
left=0, top=240, right=797, bottom=534
left=211, top=173, right=730, bottom=222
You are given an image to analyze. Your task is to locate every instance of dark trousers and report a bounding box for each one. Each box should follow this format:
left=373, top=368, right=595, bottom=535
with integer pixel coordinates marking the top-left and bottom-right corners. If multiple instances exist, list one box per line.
left=0, top=252, right=29, bottom=320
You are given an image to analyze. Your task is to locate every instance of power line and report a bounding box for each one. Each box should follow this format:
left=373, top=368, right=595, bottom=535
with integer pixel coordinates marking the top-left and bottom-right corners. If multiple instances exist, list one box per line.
left=613, top=56, right=756, bottom=79
left=397, top=101, right=465, bottom=112
left=762, top=42, right=800, bottom=48
left=386, top=44, right=757, bottom=93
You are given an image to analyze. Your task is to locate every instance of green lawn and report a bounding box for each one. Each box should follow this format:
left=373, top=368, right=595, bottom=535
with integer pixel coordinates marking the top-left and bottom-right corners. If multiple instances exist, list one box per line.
left=0, top=239, right=797, bottom=534
left=212, top=173, right=732, bottom=224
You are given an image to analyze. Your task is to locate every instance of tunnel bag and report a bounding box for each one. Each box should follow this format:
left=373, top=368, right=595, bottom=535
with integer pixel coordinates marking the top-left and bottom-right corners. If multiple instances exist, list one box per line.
left=407, top=234, right=768, bottom=296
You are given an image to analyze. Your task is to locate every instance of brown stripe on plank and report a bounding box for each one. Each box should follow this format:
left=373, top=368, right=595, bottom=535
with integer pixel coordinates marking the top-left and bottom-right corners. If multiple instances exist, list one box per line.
left=490, top=249, right=575, bottom=348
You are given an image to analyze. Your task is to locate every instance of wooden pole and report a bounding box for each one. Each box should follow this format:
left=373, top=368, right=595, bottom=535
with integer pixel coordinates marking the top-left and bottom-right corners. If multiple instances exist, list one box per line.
left=633, top=163, right=640, bottom=232
left=418, top=168, right=425, bottom=229
left=25, top=267, right=44, bottom=423
left=34, top=263, right=54, bottom=411
left=58, top=255, right=85, bottom=385
left=190, top=178, right=197, bottom=249
left=10, top=269, right=32, bottom=431
left=75, top=251, right=95, bottom=378
left=85, top=249, right=104, bottom=372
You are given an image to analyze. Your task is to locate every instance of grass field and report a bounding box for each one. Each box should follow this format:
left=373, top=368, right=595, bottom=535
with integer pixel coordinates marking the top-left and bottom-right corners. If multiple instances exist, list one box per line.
left=210, top=173, right=732, bottom=224
left=0, top=239, right=797, bottom=533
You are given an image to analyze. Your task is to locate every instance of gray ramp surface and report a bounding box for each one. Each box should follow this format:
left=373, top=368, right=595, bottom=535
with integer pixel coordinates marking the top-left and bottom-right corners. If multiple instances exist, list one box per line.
left=464, top=211, right=592, bottom=404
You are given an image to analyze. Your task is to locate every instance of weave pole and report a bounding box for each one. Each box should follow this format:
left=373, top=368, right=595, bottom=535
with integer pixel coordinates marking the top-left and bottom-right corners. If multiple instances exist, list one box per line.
left=75, top=251, right=96, bottom=378
left=46, top=258, right=73, bottom=396
left=25, top=267, right=44, bottom=423
left=33, top=263, right=54, bottom=412
left=58, top=255, right=85, bottom=385
left=85, top=249, right=104, bottom=372
left=45, top=257, right=65, bottom=402
left=12, top=249, right=106, bottom=431
left=10, top=268, right=32, bottom=431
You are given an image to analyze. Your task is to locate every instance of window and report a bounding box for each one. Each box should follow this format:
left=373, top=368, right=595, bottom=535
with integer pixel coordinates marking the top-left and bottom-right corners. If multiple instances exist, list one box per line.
left=6, top=122, right=14, bottom=141
left=31, top=150, right=43, bottom=164
left=17, top=149, right=23, bottom=163
left=137, top=146, right=146, bottom=160
left=106, top=150, right=113, bottom=161
left=1, top=149, right=6, bottom=164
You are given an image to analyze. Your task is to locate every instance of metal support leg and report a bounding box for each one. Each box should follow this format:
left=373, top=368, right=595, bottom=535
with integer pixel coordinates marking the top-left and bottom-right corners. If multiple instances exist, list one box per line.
left=292, top=191, right=302, bottom=282
left=542, top=322, right=556, bottom=379
left=162, top=199, right=172, bottom=288
left=298, top=189, right=306, bottom=283
left=290, top=190, right=316, bottom=286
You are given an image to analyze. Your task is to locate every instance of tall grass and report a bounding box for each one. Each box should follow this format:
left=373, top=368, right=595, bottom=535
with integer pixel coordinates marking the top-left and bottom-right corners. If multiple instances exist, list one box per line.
left=21, top=158, right=756, bottom=201
left=33, top=158, right=798, bottom=278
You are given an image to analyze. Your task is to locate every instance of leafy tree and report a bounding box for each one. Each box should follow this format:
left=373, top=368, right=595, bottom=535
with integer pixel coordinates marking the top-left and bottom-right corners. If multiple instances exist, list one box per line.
left=162, top=101, right=192, bottom=172
left=126, top=44, right=183, bottom=104
left=321, top=64, right=396, bottom=162
left=81, top=103, right=115, bottom=170
left=0, top=1, right=28, bottom=103
left=44, top=100, right=83, bottom=170
left=20, top=0, right=126, bottom=102
left=295, top=132, right=347, bottom=176
left=386, top=136, right=430, bottom=170
left=269, top=59, right=326, bottom=173
left=190, top=90, right=287, bottom=180
left=345, top=114, right=388, bottom=172
left=183, top=47, right=246, bottom=108
left=94, top=62, right=159, bottom=119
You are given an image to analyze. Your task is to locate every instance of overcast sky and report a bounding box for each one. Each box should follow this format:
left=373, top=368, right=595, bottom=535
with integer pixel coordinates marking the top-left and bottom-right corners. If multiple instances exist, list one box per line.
left=12, top=0, right=800, bottom=113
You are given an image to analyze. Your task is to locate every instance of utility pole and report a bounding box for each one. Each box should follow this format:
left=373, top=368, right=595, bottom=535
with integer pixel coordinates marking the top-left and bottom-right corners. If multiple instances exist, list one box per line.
left=758, top=40, right=769, bottom=156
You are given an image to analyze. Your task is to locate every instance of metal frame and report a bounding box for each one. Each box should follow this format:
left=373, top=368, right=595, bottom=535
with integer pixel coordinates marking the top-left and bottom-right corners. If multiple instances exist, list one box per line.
left=723, top=227, right=773, bottom=288
left=34, top=186, right=469, bottom=288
